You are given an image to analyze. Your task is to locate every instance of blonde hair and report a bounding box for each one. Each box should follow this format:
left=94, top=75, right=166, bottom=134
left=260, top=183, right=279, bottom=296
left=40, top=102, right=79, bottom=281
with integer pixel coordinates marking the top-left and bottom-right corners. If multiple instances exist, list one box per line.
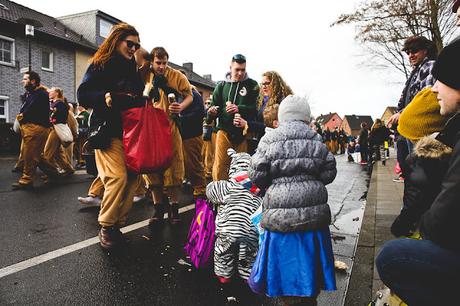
left=50, top=87, right=64, bottom=99
left=257, top=71, right=293, bottom=110
left=91, top=23, right=139, bottom=68
left=263, top=103, right=280, bottom=128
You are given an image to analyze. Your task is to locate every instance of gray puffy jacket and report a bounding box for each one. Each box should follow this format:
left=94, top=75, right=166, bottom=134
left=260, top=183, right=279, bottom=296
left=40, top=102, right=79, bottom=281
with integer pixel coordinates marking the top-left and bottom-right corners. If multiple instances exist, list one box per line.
left=249, top=120, right=337, bottom=232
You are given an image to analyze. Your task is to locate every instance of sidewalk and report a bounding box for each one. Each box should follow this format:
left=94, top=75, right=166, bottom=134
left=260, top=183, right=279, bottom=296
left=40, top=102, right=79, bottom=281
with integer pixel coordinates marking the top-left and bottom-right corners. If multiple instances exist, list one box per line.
left=345, top=156, right=403, bottom=305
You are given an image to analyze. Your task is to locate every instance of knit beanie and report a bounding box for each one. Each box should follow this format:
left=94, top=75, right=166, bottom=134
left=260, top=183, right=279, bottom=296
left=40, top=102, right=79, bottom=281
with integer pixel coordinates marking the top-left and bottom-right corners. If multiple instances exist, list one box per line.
left=398, top=88, right=449, bottom=142
left=432, top=39, right=460, bottom=90
left=278, top=95, right=311, bottom=123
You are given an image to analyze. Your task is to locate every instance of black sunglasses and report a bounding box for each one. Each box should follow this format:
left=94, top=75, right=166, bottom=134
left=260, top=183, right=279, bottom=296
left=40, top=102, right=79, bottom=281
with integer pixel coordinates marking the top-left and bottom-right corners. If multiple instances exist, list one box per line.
left=124, top=39, right=140, bottom=50
left=405, top=48, right=421, bottom=55
left=232, top=54, right=246, bottom=63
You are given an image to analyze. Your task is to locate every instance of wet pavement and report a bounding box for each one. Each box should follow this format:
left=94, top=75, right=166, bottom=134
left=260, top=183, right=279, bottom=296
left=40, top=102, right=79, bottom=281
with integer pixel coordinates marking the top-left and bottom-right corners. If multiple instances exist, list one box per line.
left=0, top=154, right=369, bottom=305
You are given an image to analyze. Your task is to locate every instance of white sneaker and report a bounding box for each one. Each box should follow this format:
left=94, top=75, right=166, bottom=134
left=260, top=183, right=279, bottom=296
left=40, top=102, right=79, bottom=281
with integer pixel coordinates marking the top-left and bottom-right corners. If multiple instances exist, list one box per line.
left=133, top=194, right=146, bottom=203
left=78, top=195, right=102, bottom=205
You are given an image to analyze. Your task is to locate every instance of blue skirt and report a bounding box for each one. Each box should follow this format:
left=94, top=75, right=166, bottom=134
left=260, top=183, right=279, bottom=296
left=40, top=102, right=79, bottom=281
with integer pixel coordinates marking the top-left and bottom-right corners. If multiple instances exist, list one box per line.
left=248, top=227, right=336, bottom=297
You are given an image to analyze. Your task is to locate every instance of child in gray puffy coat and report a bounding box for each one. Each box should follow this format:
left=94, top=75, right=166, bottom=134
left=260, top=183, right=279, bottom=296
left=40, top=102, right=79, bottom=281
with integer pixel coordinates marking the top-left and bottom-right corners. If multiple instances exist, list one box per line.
left=248, top=95, right=337, bottom=306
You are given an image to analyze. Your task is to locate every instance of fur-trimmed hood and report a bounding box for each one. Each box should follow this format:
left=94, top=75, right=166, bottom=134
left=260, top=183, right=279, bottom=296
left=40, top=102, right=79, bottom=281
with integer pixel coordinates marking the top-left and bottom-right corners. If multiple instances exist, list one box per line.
left=414, top=136, right=452, bottom=160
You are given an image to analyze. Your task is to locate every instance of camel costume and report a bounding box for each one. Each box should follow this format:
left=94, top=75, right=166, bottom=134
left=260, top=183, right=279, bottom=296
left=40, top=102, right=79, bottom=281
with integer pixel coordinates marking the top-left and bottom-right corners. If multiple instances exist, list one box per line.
left=143, top=66, right=192, bottom=188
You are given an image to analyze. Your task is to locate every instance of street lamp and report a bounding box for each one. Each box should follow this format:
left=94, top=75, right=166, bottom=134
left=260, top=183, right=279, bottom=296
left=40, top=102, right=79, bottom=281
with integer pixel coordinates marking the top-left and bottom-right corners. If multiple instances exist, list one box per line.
left=16, top=18, right=43, bottom=72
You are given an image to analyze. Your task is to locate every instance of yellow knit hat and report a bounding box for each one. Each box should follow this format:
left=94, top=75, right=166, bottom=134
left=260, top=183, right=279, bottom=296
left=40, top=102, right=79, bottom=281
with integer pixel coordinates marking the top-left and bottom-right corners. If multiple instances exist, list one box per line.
left=398, top=87, right=448, bottom=142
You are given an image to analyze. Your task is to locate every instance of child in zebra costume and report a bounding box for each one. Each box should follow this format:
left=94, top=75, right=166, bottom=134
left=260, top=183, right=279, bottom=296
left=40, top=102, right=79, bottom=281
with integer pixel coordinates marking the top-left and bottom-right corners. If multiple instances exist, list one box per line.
left=206, top=148, right=263, bottom=283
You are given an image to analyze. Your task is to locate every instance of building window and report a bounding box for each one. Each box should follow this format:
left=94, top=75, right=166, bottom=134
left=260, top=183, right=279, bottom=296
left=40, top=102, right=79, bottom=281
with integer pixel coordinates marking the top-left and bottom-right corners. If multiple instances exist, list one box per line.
left=42, top=50, right=53, bottom=71
left=0, top=96, right=9, bottom=123
left=99, top=19, right=113, bottom=38
left=0, top=35, right=15, bottom=66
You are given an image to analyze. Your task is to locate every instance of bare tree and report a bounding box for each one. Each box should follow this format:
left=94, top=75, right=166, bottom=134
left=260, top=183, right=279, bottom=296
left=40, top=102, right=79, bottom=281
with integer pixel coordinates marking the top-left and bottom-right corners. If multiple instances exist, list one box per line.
left=333, top=0, right=457, bottom=78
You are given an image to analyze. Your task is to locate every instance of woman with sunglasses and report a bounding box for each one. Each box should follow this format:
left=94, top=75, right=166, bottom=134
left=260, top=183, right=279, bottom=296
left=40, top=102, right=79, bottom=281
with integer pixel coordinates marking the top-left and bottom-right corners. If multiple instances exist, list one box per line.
left=233, top=71, right=293, bottom=153
left=77, top=23, right=144, bottom=249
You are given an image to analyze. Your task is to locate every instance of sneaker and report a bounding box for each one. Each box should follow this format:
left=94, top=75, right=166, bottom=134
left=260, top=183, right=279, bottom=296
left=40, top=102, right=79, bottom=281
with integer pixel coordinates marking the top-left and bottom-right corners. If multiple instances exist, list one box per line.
left=360, top=161, right=367, bottom=165
left=392, top=176, right=404, bottom=183
left=99, top=226, right=123, bottom=249
left=12, top=181, right=33, bottom=190
left=78, top=195, right=102, bottom=205
left=133, top=194, right=146, bottom=203
left=168, top=203, right=181, bottom=225
left=382, top=160, right=386, bottom=166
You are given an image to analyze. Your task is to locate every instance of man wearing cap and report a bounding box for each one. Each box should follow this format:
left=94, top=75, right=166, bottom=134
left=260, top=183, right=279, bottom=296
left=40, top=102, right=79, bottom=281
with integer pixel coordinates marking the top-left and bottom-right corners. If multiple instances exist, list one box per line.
left=387, top=36, right=437, bottom=182
left=207, top=54, right=258, bottom=180
left=377, top=39, right=460, bottom=305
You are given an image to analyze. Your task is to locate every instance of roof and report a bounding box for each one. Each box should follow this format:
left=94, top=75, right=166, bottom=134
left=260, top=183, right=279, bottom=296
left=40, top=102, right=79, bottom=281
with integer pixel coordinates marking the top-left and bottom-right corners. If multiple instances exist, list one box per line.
left=58, top=10, right=122, bottom=24
left=0, top=0, right=97, bottom=50
left=316, top=112, right=340, bottom=125
left=384, top=106, right=398, bottom=114
left=343, top=115, right=374, bottom=130
left=168, top=62, right=216, bottom=90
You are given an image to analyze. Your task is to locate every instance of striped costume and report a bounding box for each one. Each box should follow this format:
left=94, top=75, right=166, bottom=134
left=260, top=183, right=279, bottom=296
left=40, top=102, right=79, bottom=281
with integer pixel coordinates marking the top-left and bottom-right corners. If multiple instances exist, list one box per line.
left=206, top=149, right=262, bottom=280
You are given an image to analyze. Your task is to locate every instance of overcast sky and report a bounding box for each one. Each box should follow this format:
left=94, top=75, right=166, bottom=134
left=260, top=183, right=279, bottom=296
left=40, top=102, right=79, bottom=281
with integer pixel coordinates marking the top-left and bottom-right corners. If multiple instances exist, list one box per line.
left=14, top=0, right=408, bottom=119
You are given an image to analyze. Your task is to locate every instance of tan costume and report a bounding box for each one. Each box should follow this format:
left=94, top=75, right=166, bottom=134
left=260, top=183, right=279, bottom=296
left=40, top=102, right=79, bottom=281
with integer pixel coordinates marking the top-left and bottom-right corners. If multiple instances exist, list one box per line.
left=144, top=67, right=192, bottom=188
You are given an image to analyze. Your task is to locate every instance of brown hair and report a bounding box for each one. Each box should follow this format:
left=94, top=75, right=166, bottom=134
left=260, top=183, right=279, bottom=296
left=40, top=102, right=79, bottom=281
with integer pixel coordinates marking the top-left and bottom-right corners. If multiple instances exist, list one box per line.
left=257, top=71, right=293, bottom=110
left=263, top=103, right=280, bottom=128
left=150, top=47, right=169, bottom=60
left=402, top=36, right=437, bottom=60
left=91, top=23, right=139, bottom=68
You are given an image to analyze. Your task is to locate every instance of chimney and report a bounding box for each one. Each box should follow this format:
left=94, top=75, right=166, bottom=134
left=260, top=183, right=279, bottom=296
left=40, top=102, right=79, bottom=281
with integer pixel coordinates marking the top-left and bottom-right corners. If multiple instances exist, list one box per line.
left=183, top=62, right=193, bottom=71
left=203, top=74, right=212, bottom=80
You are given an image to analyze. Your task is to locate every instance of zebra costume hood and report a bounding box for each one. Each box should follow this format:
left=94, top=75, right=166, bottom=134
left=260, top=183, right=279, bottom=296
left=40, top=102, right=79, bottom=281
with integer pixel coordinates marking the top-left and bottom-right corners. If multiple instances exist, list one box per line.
left=205, top=148, right=263, bottom=280
left=227, top=149, right=261, bottom=196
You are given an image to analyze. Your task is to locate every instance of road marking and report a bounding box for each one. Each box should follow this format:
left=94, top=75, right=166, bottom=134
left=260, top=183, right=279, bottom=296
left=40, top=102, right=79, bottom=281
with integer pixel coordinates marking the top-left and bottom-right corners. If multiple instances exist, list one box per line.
left=0, top=203, right=195, bottom=279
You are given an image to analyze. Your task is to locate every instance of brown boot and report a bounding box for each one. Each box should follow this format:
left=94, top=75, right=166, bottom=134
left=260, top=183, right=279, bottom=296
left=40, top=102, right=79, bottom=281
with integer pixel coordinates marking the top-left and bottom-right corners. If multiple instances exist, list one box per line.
left=168, top=203, right=181, bottom=225
left=98, top=226, right=123, bottom=249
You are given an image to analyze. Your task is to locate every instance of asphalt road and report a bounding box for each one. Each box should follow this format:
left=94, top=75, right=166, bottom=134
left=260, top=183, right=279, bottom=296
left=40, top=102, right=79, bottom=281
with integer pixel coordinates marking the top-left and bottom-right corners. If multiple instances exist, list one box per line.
left=0, top=154, right=369, bottom=306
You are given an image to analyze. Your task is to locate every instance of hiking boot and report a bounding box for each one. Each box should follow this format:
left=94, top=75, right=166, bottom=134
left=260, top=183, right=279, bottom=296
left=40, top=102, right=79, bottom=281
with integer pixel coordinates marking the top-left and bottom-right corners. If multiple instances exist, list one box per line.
left=78, top=195, right=102, bottom=205
left=148, top=203, right=165, bottom=225
left=98, top=226, right=123, bottom=249
left=168, top=203, right=181, bottom=225
left=12, top=181, right=33, bottom=190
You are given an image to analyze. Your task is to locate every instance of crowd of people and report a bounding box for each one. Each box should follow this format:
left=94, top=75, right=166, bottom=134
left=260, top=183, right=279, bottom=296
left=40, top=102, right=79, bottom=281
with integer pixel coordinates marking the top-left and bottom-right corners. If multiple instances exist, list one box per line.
left=9, top=2, right=460, bottom=303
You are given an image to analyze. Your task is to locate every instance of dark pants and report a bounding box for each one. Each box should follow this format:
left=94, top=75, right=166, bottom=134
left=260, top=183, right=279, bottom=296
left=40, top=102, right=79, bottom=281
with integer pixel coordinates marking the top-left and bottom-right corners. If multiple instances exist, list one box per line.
left=376, top=238, right=460, bottom=306
left=360, top=146, right=368, bottom=162
left=396, top=137, right=409, bottom=177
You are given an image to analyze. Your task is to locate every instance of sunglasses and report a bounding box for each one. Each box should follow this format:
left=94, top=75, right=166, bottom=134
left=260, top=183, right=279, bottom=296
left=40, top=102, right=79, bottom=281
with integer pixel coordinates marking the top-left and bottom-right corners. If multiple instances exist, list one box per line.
left=124, top=39, right=140, bottom=50
left=261, top=82, right=271, bottom=86
left=405, top=48, right=421, bottom=55
left=232, top=54, right=246, bottom=63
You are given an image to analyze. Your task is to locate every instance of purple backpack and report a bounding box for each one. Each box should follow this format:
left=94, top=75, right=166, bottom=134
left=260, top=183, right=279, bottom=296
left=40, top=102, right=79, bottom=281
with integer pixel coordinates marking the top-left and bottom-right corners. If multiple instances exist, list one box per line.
left=184, top=198, right=216, bottom=269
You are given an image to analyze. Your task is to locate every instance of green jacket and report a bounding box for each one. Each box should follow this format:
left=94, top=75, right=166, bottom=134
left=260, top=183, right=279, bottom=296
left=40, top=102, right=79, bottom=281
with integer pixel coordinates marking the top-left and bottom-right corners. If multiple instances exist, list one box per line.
left=209, top=74, right=259, bottom=144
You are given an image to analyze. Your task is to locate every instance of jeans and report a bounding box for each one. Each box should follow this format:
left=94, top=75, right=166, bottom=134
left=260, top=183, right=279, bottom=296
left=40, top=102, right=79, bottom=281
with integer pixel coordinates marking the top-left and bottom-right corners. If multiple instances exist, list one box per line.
left=396, top=136, right=409, bottom=177
left=376, top=238, right=460, bottom=305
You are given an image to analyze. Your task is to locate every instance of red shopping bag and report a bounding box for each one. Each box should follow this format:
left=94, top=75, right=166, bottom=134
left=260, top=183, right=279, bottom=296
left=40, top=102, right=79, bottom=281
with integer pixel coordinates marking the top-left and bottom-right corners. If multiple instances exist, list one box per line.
left=121, top=100, right=173, bottom=174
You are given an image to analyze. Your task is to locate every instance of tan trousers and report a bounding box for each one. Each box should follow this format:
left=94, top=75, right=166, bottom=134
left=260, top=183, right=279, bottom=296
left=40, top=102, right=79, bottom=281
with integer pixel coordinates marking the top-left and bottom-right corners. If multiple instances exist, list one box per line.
left=212, top=130, right=247, bottom=181
left=14, top=138, right=24, bottom=170
left=43, top=129, right=73, bottom=173
left=88, top=174, right=146, bottom=200
left=88, top=176, right=104, bottom=198
left=95, top=138, right=138, bottom=227
left=202, top=132, right=216, bottom=179
left=183, top=135, right=206, bottom=197
left=18, top=123, right=49, bottom=185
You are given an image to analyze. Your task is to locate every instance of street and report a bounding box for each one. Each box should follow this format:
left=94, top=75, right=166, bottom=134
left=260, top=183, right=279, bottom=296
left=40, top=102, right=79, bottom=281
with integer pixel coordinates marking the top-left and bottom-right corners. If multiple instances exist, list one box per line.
left=0, top=154, right=369, bottom=306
